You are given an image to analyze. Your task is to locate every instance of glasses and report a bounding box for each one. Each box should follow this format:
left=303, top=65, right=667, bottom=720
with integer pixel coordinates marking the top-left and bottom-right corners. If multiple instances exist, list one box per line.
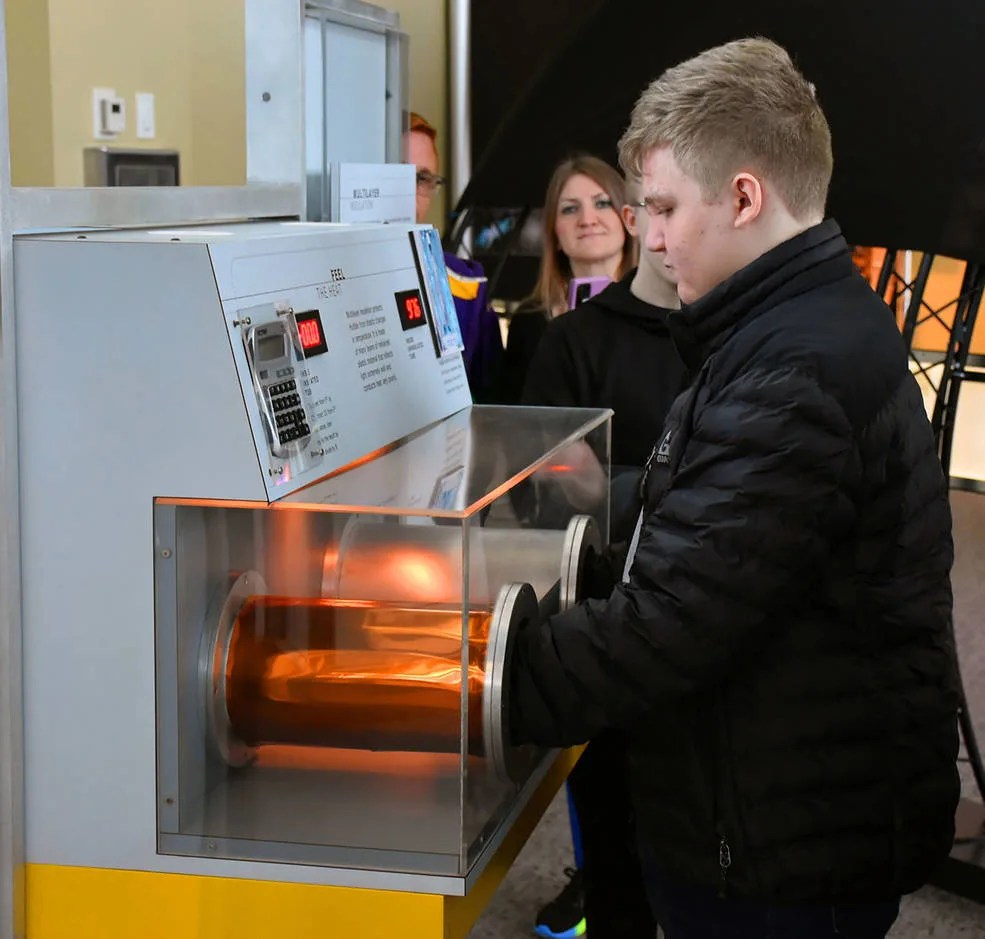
left=416, top=170, right=446, bottom=193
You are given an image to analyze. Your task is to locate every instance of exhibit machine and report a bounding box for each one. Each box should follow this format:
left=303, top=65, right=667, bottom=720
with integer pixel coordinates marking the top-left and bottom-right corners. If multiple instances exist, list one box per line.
left=13, top=219, right=610, bottom=937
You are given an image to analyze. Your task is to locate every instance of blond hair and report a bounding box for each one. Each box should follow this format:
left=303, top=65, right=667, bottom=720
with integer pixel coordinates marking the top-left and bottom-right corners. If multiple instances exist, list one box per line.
left=618, top=38, right=832, bottom=222
left=531, top=154, right=636, bottom=314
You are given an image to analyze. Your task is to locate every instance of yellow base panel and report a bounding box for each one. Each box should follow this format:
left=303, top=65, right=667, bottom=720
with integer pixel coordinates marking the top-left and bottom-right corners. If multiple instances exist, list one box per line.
left=26, top=748, right=580, bottom=939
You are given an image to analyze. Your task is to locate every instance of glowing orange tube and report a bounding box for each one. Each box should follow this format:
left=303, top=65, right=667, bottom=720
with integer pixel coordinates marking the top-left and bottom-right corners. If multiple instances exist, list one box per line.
left=224, top=596, right=490, bottom=754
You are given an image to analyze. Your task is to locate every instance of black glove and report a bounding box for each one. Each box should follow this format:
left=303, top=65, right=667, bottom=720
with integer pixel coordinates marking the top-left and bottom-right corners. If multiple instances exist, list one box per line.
left=580, top=542, right=629, bottom=600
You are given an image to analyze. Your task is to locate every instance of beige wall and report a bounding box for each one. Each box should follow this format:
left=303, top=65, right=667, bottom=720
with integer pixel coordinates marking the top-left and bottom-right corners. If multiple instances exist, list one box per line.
left=8, top=0, right=244, bottom=188
left=7, top=0, right=439, bottom=197
left=6, top=0, right=55, bottom=186
left=388, top=0, right=448, bottom=227
left=187, top=0, right=246, bottom=186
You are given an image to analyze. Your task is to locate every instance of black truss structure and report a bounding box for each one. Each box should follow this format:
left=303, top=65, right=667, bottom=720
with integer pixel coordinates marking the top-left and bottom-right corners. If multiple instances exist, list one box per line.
left=876, top=249, right=985, bottom=899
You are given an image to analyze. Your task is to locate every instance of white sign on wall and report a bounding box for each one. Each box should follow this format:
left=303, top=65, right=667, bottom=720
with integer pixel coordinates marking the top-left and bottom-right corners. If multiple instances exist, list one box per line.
left=330, top=162, right=416, bottom=224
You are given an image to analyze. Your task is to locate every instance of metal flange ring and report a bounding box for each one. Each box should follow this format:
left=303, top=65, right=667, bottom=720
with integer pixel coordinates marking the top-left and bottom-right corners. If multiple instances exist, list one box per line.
left=559, top=515, right=601, bottom=612
left=200, top=569, right=267, bottom=767
left=482, top=581, right=540, bottom=783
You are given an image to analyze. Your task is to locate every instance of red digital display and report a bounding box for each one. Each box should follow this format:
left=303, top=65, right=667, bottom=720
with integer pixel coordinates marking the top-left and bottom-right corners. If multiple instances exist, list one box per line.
left=295, top=310, right=328, bottom=358
left=404, top=295, right=424, bottom=321
left=395, top=288, right=428, bottom=331
left=298, top=317, right=322, bottom=349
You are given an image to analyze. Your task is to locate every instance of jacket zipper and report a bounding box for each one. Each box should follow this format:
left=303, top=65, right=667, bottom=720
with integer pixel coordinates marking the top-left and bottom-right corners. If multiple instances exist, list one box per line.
left=718, top=833, right=732, bottom=896
left=712, top=688, right=739, bottom=898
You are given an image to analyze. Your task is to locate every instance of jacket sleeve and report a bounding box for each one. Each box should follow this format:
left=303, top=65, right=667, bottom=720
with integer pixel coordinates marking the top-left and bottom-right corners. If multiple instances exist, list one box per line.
left=509, top=364, right=857, bottom=746
left=521, top=318, right=582, bottom=407
left=500, top=310, right=548, bottom=404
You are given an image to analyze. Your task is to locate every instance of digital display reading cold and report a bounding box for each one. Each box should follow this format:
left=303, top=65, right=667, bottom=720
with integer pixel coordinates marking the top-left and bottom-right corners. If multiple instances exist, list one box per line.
left=395, top=288, right=427, bottom=331
left=295, top=309, right=329, bottom=358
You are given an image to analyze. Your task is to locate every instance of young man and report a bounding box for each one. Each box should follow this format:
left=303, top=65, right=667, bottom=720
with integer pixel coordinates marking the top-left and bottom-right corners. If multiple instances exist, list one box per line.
left=509, top=38, right=959, bottom=939
left=406, top=113, right=503, bottom=402
left=522, top=181, right=688, bottom=939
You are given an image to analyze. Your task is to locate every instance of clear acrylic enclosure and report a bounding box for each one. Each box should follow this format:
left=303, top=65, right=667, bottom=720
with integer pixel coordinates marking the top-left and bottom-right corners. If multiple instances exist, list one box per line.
left=154, top=404, right=610, bottom=884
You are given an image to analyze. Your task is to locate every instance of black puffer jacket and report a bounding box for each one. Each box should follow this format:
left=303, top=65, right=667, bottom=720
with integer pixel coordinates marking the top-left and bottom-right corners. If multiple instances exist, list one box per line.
left=509, top=220, right=959, bottom=903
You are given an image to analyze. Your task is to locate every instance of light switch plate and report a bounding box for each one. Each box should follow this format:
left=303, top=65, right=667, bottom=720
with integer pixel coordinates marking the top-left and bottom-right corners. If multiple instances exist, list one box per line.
left=135, top=92, right=155, bottom=139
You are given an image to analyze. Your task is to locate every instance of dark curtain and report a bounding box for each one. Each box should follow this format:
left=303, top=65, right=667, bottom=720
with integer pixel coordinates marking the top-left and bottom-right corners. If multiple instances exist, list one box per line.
left=466, top=0, right=985, bottom=263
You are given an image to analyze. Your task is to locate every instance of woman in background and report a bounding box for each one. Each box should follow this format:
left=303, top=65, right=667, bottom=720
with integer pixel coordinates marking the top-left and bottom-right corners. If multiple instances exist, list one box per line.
left=512, top=159, right=654, bottom=939
left=524, top=178, right=685, bottom=939
left=499, top=155, right=635, bottom=404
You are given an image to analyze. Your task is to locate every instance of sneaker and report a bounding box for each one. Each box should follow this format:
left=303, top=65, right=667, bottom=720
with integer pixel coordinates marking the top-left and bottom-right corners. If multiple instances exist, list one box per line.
left=534, top=866, right=586, bottom=939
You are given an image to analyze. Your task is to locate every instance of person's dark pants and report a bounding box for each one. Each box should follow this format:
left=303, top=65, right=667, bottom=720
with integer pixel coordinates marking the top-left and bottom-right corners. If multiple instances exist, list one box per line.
left=568, top=729, right=658, bottom=937
left=640, top=864, right=901, bottom=939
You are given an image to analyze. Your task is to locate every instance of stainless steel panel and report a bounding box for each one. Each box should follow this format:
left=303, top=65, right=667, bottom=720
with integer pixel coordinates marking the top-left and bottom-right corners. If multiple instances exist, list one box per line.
left=9, top=185, right=300, bottom=232
left=245, top=0, right=304, bottom=192
left=0, top=1, right=25, bottom=933
left=448, top=0, right=472, bottom=205
left=306, top=0, right=400, bottom=33
left=304, top=0, right=407, bottom=220
left=385, top=29, right=408, bottom=163
left=154, top=506, right=181, bottom=835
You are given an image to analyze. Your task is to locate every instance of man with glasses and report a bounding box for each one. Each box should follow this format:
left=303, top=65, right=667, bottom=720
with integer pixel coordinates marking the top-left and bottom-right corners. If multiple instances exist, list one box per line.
left=407, top=112, right=502, bottom=401
left=407, top=111, right=447, bottom=224
left=508, top=38, right=958, bottom=939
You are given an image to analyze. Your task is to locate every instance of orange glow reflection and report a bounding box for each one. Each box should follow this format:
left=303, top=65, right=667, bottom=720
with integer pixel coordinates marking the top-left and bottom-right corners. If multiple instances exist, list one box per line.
left=336, top=544, right=458, bottom=603
left=225, top=596, right=490, bottom=757
left=386, top=547, right=449, bottom=595
left=254, top=745, right=459, bottom=776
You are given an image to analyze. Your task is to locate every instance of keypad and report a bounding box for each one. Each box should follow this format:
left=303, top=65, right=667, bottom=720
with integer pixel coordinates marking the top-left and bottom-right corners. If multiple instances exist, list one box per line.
left=267, top=378, right=309, bottom=447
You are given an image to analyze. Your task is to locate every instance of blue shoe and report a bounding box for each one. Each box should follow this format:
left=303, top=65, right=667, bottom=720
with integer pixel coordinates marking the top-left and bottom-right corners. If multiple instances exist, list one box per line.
left=534, top=867, right=586, bottom=939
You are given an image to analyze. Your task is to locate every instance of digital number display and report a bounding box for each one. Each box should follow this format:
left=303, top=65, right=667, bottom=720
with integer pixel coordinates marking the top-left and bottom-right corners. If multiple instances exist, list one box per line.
left=257, top=333, right=286, bottom=362
left=295, top=309, right=328, bottom=358
left=395, top=289, right=427, bottom=331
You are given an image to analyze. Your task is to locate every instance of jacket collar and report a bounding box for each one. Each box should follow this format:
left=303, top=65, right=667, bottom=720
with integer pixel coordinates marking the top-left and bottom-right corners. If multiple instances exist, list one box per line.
left=667, top=219, right=852, bottom=371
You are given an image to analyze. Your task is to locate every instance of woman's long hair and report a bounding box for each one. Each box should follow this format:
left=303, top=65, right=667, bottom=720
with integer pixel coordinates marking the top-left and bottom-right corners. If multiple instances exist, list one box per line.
left=529, top=154, right=636, bottom=315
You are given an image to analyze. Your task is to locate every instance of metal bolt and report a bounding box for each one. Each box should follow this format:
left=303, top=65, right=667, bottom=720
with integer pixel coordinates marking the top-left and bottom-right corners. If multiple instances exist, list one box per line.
left=165, top=797, right=175, bottom=805
left=268, top=466, right=284, bottom=476
left=206, top=841, right=217, bottom=851
left=261, top=92, right=271, bottom=102
left=161, top=548, right=172, bottom=559
left=232, top=316, right=252, bottom=327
